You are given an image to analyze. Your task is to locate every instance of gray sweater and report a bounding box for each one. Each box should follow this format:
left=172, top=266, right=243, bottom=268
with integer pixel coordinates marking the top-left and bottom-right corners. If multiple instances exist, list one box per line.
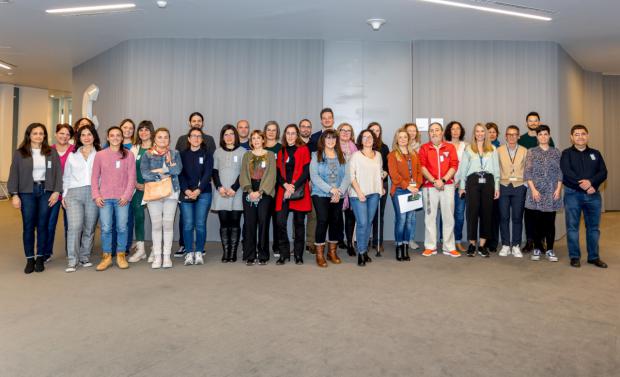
left=8, top=149, right=63, bottom=194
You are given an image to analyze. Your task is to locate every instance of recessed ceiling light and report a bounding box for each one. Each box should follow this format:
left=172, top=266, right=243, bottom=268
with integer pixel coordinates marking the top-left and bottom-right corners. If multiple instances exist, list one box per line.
left=367, top=18, right=386, bottom=31
left=46, top=3, right=136, bottom=15
left=419, top=0, right=552, bottom=21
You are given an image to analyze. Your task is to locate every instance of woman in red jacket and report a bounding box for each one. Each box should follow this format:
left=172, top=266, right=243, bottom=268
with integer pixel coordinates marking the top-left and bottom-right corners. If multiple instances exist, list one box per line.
left=275, top=124, right=312, bottom=265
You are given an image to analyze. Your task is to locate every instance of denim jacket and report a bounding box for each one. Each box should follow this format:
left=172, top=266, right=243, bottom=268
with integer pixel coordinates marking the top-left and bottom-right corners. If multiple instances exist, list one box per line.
left=310, top=152, right=350, bottom=197
left=140, top=149, right=183, bottom=192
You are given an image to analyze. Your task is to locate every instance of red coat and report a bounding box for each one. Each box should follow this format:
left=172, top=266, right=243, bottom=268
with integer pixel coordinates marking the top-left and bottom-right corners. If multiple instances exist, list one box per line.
left=418, top=142, right=459, bottom=188
left=275, top=145, right=312, bottom=212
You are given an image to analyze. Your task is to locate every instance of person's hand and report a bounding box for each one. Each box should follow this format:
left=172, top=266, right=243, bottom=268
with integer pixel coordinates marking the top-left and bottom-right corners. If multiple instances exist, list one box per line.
left=95, top=197, right=105, bottom=208
left=49, top=192, right=59, bottom=207
left=532, top=189, right=541, bottom=202
left=218, top=187, right=227, bottom=197
left=151, top=168, right=164, bottom=174
left=226, top=188, right=236, bottom=197
left=193, top=189, right=201, bottom=198
left=135, top=183, right=145, bottom=191
left=408, top=185, right=418, bottom=194
left=330, top=188, right=341, bottom=203
left=118, top=197, right=129, bottom=206
left=459, top=189, right=466, bottom=197
left=587, top=187, right=596, bottom=195
left=358, top=193, right=367, bottom=202
left=165, top=151, right=172, bottom=164
left=578, top=179, right=592, bottom=191
left=11, top=195, right=20, bottom=209
left=381, top=188, right=386, bottom=196
left=434, top=179, right=445, bottom=190
left=381, top=171, right=388, bottom=179
left=185, top=189, right=194, bottom=199
left=494, top=190, right=500, bottom=200
left=284, top=183, right=295, bottom=194
left=553, top=189, right=561, bottom=201
left=249, top=191, right=261, bottom=201
left=62, top=198, right=67, bottom=209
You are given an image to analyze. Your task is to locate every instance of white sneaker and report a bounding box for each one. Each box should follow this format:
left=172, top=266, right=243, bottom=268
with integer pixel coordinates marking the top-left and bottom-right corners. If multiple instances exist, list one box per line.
left=163, top=255, right=173, bottom=268
left=65, top=265, right=77, bottom=273
left=512, top=246, right=523, bottom=258
left=151, top=255, right=162, bottom=269
left=79, top=261, right=93, bottom=268
left=499, top=245, right=511, bottom=257
left=409, top=240, right=420, bottom=250
left=128, top=242, right=146, bottom=263
left=531, top=249, right=541, bottom=261
left=184, top=252, right=194, bottom=266
left=194, top=252, right=204, bottom=265
left=545, top=250, right=558, bottom=262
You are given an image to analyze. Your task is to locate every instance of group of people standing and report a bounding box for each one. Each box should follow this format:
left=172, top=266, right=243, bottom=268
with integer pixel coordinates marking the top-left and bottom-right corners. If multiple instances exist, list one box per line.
left=8, top=109, right=609, bottom=274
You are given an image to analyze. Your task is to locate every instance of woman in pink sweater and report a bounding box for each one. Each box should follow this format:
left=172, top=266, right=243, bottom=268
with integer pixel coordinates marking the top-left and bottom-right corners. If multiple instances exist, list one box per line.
left=91, top=126, right=136, bottom=271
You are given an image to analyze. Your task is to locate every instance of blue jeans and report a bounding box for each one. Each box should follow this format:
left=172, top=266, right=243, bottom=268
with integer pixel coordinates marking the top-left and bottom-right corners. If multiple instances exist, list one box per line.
left=392, top=188, right=417, bottom=244
left=99, top=199, right=130, bottom=253
left=45, top=200, right=67, bottom=256
left=350, top=193, right=380, bottom=254
left=111, top=201, right=133, bottom=253
left=18, top=183, right=51, bottom=259
left=439, top=190, right=466, bottom=242
left=564, top=187, right=602, bottom=261
left=180, top=193, right=212, bottom=253
left=499, top=184, right=526, bottom=246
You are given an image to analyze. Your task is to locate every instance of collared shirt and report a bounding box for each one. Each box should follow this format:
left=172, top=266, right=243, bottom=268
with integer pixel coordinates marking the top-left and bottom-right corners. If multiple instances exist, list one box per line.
left=63, top=147, right=97, bottom=197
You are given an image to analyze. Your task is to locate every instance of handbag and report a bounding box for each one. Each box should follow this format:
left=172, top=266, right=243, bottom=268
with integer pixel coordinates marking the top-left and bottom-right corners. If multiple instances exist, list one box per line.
left=143, top=176, right=173, bottom=202
left=288, top=185, right=305, bottom=201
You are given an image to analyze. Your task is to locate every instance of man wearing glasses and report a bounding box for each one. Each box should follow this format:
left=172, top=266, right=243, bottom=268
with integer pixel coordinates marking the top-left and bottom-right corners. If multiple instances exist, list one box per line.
left=299, top=119, right=313, bottom=144
left=496, top=126, right=528, bottom=258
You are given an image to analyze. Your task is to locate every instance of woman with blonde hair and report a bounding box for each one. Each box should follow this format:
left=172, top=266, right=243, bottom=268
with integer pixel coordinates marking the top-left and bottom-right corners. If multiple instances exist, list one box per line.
left=337, top=122, right=358, bottom=256
left=404, top=123, right=421, bottom=153
left=457, top=123, right=500, bottom=258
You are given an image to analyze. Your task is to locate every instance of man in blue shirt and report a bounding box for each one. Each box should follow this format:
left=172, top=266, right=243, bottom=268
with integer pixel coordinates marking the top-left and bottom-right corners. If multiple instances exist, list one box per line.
left=561, top=125, right=608, bottom=268
left=308, top=108, right=334, bottom=152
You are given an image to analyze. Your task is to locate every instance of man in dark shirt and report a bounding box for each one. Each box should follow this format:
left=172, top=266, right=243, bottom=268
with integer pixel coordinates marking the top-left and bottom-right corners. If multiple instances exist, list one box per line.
left=237, top=120, right=251, bottom=150
left=561, top=125, right=608, bottom=268
left=308, top=108, right=334, bottom=152
left=173, top=112, right=216, bottom=257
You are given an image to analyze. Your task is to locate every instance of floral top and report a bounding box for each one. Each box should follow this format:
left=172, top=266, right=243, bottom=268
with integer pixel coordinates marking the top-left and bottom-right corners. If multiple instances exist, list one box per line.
left=524, top=146, right=563, bottom=212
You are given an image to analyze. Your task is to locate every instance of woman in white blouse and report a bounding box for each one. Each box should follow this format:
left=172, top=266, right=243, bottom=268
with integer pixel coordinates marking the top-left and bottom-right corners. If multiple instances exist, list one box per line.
left=348, top=129, right=385, bottom=267
left=62, top=124, right=101, bottom=272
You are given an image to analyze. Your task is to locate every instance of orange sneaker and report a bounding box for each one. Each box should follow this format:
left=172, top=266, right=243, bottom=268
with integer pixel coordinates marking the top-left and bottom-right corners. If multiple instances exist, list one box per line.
left=443, top=250, right=461, bottom=258
left=422, top=249, right=437, bottom=257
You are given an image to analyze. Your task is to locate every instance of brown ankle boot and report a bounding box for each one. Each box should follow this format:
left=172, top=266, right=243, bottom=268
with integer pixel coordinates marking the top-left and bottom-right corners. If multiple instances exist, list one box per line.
left=96, top=253, right=113, bottom=271
left=315, top=244, right=327, bottom=268
left=116, top=252, right=129, bottom=269
left=327, top=242, right=342, bottom=264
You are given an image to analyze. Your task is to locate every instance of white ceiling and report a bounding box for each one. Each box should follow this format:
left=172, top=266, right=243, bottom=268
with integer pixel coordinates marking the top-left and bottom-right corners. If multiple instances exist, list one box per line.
left=1, top=0, right=619, bottom=91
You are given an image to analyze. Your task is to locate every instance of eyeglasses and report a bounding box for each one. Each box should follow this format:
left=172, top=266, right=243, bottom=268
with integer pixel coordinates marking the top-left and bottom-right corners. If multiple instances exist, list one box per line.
left=340, top=129, right=351, bottom=133
left=285, top=132, right=298, bottom=136
left=506, top=133, right=519, bottom=137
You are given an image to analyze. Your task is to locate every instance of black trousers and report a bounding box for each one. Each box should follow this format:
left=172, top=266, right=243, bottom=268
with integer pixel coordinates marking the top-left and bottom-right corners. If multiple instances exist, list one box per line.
left=312, top=196, right=344, bottom=245
left=218, top=210, right=242, bottom=228
left=342, top=207, right=356, bottom=245
left=276, top=201, right=307, bottom=259
left=486, top=199, right=501, bottom=249
left=242, top=193, right=272, bottom=261
left=532, top=210, right=556, bottom=251
left=465, top=173, right=495, bottom=241
left=370, top=186, right=387, bottom=247
left=524, top=208, right=536, bottom=243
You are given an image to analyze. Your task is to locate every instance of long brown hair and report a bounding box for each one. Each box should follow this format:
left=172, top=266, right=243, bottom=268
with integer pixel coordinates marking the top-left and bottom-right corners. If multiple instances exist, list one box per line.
left=280, top=124, right=304, bottom=147
left=317, top=129, right=345, bottom=164
left=367, top=122, right=384, bottom=150
left=18, top=123, right=51, bottom=157
left=107, top=126, right=128, bottom=159
left=73, top=124, right=102, bottom=153
left=391, top=127, right=412, bottom=162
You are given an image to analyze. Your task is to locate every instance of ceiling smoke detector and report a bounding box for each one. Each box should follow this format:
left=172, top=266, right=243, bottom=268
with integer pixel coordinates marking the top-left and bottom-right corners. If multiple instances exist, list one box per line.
left=156, top=1, right=168, bottom=8
left=366, top=18, right=386, bottom=31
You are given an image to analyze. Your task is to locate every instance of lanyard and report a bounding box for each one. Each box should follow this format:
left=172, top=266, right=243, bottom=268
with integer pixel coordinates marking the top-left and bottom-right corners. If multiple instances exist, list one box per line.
left=478, top=152, right=488, bottom=173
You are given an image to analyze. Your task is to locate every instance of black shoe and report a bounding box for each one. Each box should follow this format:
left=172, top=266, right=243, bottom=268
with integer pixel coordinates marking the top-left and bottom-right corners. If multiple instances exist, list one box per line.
left=487, top=246, right=497, bottom=253
left=34, top=257, right=45, bottom=272
left=174, top=247, right=185, bottom=258
left=467, top=244, right=476, bottom=257
left=295, top=256, right=303, bottom=265
left=24, top=259, right=35, bottom=274
left=346, top=243, right=355, bottom=257
left=364, top=253, right=372, bottom=263
left=403, top=244, right=411, bottom=261
left=570, top=258, right=581, bottom=268
left=246, top=259, right=255, bottom=266
left=257, top=259, right=268, bottom=265
left=395, top=244, right=403, bottom=261
left=338, top=240, right=347, bottom=250
left=276, top=255, right=289, bottom=265
left=357, top=254, right=366, bottom=266
left=587, top=259, right=608, bottom=268
left=478, top=246, right=490, bottom=258
left=523, top=240, right=534, bottom=253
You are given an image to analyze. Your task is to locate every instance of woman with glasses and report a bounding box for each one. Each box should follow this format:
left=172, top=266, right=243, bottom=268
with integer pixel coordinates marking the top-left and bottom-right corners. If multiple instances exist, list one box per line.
left=367, top=122, right=390, bottom=257
left=337, top=123, right=358, bottom=256
left=263, top=121, right=282, bottom=259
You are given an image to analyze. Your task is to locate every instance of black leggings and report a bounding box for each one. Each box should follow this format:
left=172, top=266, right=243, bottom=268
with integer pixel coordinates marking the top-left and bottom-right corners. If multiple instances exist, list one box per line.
left=219, top=211, right=242, bottom=228
left=312, top=196, right=344, bottom=244
left=532, top=210, right=556, bottom=251
left=370, top=189, right=387, bottom=247
left=465, top=173, right=495, bottom=241
left=343, top=207, right=356, bottom=245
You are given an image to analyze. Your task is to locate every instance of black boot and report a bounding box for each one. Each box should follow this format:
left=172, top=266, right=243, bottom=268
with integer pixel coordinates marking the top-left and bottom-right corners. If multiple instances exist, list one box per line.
left=230, top=227, right=240, bottom=263
left=34, top=257, right=45, bottom=272
left=220, top=228, right=229, bottom=263
left=338, top=240, right=347, bottom=250
left=346, top=241, right=355, bottom=256
left=24, top=258, right=35, bottom=274
left=396, top=244, right=403, bottom=261
left=403, top=244, right=411, bottom=261
left=276, top=254, right=290, bottom=265
left=357, top=253, right=366, bottom=266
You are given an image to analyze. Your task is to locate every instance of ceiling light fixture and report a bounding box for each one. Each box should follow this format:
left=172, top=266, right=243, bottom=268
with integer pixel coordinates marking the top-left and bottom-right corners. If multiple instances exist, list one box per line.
left=46, top=3, right=136, bottom=15
left=367, top=18, right=386, bottom=31
left=419, top=0, right=552, bottom=21
left=0, top=60, right=14, bottom=70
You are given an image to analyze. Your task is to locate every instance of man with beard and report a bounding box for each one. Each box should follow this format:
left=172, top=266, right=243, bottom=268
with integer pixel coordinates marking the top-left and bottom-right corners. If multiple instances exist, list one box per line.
left=299, top=119, right=313, bottom=144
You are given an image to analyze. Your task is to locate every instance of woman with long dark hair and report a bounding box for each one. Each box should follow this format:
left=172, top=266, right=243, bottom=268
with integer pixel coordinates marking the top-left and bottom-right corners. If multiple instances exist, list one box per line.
left=367, top=122, right=390, bottom=257
left=275, top=124, right=312, bottom=265
left=337, top=123, right=357, bottom=256
left=212, top=125, right=245, bottom=262
left=9, top=123, right=63, bottom=274
left=91, top=127, right=136, bottom=271
left=263, top=121, right=281, bottom=258
left=62, top=124, right=101, bottom=272
left=444, top=121, right=468, bottom=252
left=310, top=129, right=350, bottom=267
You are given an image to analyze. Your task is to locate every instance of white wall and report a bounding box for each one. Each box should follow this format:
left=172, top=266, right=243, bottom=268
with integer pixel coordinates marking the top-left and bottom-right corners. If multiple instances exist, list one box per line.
left=0, top=84, right=14, bottom=181
left=17, top=86, right=50, bottom=139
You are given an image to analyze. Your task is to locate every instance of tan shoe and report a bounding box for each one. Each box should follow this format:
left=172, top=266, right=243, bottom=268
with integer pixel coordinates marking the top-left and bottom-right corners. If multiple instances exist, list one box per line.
left=315, top=244, right=327, bottom=268
left=128, top=241, right=146, bottom=263
left=116, top=252, right=129, bottom=269
left=327, top=242, right=342, bottom=264
left=96, top=253, right=113, bottom=271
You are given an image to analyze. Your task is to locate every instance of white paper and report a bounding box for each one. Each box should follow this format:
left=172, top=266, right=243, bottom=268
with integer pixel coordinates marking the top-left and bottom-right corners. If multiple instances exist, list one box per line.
left=416, top=118, right=429, bottom=132
left=397, top=193, right=423, bottom=213
left=430, top=118, right=444, bottom=127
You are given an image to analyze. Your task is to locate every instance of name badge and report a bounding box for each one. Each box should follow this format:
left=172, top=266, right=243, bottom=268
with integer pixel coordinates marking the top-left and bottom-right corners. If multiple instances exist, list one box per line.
left=233, top=155, right=238, bottom=163
left=274, top=154, right=277, bottom=160
left=199, top=157, right=204, bottom=164
left=286, top=157, right=290, bottom=163
left=440, top=155, right=445, bottom=162
left=47, top=160, right=52, bottom=169
left=136, top=155, right=141, bottom=161
left=116, top=161, right=121, bottom=169
left=478, top=177, right=486, bottom=184
left=261, top=161, right=266, bottom=168
left=590, top=154, right=596, bottom=161
left=509, top=177, right=518, bottom=182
